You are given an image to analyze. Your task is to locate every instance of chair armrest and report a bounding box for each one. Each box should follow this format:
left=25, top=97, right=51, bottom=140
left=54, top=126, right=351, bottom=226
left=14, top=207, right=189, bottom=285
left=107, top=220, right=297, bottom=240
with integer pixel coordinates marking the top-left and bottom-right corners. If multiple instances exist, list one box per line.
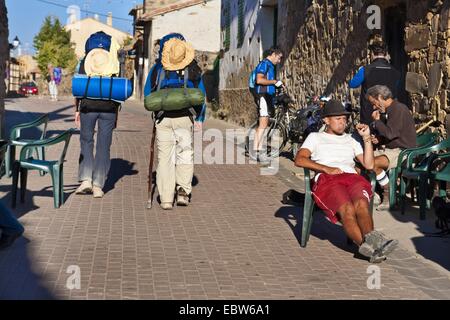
left=434, top=152, right=450, bottom=160
left=10, top=114, right=49, bottom=140
left=304, top=168, right=312, bottom=194
left=19, top=128, right=76, bottom=161
left=397, top=141, right=436, bottom=168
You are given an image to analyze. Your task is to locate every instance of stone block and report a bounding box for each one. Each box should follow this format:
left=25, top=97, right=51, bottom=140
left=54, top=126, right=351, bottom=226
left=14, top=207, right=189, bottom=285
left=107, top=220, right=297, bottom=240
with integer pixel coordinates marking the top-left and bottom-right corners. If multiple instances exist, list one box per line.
left=408, top=1, right=432, bottom=23
left=405, top=25, right=431, bottom=52
left=405, top=72, right=428, bottom=94
left=432, top=14, right=440, bottom=32
left=428, top=62, right=442, bottom=97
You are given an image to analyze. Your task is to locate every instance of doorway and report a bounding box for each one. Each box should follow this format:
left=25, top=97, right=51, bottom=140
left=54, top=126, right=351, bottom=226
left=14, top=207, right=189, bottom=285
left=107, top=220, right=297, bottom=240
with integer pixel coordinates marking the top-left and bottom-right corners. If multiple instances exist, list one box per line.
left=384, top=3, right=409, bottom=106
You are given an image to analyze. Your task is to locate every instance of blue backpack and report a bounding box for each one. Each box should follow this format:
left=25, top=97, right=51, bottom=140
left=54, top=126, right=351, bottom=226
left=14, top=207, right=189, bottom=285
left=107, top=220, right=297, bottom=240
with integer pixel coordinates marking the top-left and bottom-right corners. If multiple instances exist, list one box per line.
left=53, top=67, right=62, bottom=85
left=248, top=68, right=257, bottom=92
left=85, top=31, right=112, bottom=54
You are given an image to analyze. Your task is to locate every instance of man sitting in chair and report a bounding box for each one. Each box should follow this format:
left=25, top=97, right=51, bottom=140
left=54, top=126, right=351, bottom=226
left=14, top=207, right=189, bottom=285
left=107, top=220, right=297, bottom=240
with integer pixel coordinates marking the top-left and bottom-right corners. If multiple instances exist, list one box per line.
left=295, top=100, right=398, bottom=263
left=366, top=85, right=416, bottom=210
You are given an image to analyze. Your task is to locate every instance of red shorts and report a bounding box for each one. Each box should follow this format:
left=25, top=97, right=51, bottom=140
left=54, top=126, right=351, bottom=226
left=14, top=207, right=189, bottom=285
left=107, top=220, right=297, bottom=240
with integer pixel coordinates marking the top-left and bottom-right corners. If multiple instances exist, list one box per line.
left=312, top=173, right=373, bottom=224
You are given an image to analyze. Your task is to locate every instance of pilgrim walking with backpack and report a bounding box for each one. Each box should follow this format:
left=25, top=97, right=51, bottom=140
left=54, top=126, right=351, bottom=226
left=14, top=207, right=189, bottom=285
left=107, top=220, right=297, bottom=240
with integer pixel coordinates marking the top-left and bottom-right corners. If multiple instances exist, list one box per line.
left=144, top=33, right=206, bottom=210
left=47, top=63, right=61, bottom=101
left=73, top=31, right=125, bottom=198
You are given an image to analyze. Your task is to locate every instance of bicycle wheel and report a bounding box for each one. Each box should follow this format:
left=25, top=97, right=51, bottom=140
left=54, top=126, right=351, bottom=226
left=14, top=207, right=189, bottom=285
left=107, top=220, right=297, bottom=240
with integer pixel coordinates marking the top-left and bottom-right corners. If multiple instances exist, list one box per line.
left=245, top=119, right=287, bottom=159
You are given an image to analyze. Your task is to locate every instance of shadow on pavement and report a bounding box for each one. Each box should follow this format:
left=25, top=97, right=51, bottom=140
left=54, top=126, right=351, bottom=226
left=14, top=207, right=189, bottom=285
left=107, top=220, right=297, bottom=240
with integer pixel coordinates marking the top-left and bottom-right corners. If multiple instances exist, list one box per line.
left=104, top=158, right=139, bottom=193
left=385, top=202, right=450, bottom=272
left=274, top=189, right=361, bottom=257
left=0, top=235, right=56, bottom=299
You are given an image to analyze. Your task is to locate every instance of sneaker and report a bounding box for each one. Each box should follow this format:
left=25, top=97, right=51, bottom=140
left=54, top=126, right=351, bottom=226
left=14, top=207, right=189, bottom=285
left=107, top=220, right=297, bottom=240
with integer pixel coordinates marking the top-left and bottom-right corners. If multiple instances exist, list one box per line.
left=373, top=193, right=381, bottom=206
left=92, top=186, right=104, bottom=198
left=160, top=202, right=173, bottom=210
left=75, top=180, right=93, bottom=194
left=376, top=193, right=390, bottom=211
left=177, top=187, right=190, bottom=206
left=258, top=154, right=272, bottom=164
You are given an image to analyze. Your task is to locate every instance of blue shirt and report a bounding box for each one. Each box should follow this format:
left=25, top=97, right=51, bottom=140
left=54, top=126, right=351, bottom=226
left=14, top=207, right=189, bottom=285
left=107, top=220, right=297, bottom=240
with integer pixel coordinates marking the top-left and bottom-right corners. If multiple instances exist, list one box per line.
left=255, top=59, right=276, bottom=95
left=144, top=63, right=207, bottom=122
left=349, top=66, right=365, bottom=88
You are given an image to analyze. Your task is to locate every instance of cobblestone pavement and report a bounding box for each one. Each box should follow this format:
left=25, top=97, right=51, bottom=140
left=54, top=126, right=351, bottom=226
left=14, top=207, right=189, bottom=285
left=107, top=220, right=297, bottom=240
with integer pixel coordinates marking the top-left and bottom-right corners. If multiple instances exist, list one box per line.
left=0, top=96, right=449, bottom=299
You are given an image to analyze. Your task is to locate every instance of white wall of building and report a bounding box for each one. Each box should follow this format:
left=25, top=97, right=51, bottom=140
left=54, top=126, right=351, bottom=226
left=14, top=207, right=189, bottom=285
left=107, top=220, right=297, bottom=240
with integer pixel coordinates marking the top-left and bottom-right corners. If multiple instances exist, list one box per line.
left=219, top=0, right=278, bottom=90
left=151, top=0, right=221, bottom=53
left=65, top=18, right=132, bottom=58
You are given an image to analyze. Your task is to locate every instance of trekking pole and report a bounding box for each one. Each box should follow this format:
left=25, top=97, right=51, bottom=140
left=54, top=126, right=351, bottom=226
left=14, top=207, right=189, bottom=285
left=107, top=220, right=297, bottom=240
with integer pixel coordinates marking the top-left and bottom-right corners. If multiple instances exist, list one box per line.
left=147, top=116, right=157, bottom=209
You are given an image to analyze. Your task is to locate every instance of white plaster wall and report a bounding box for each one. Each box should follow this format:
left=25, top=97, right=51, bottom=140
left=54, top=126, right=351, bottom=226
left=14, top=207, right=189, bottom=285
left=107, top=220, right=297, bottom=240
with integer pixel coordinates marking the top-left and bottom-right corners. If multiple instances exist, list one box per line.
left=151, top=0, right=221, bottom=53
left=65, top=18, right=131, bottom=58
left=219, top=0, right=277, bottom=90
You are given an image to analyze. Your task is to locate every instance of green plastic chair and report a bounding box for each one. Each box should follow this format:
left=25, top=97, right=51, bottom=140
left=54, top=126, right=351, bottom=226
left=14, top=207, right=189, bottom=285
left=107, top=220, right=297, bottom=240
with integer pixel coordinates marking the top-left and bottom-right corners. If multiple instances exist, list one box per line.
left=388, top=132, right=439, bottom=209
left=11, top=128, right=75, bottom=209
left=400, top=138, right=450, bottom=220
left=5, top=114, right=49, bottom=178
left=432, top=153, right=450, bottom=198
left=301, top=168, right=376, bottom=248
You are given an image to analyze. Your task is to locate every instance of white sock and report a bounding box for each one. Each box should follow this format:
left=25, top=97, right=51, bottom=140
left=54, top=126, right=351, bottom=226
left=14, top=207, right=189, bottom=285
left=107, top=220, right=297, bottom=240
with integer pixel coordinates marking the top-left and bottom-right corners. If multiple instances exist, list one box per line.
left=376, top=170, right=389, bottom=187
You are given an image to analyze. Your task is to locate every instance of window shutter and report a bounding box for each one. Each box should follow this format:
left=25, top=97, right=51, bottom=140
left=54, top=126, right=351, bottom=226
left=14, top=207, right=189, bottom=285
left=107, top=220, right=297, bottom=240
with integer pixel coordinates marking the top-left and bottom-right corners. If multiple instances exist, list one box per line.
left=222, top=2, right=231, bottom=51
left=237, top=0, right=245, bottom=48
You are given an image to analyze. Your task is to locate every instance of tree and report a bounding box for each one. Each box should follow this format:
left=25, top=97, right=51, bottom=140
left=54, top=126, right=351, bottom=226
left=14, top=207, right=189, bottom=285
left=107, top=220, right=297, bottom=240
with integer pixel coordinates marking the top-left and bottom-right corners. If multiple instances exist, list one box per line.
left=34, top=16, right=77, bottom=76
left=0, top=0, right=9, bottom=139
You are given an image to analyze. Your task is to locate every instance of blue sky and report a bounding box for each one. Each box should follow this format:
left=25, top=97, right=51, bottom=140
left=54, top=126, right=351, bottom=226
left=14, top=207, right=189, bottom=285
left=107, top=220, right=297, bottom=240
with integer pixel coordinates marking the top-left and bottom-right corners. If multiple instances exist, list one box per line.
left=6, top=0, right=140, bottom=55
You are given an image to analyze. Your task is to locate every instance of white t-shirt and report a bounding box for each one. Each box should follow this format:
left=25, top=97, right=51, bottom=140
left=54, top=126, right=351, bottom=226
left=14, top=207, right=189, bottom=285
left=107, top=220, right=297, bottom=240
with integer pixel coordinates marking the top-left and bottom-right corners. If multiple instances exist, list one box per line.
left=300, top=132, right=363, bottom=174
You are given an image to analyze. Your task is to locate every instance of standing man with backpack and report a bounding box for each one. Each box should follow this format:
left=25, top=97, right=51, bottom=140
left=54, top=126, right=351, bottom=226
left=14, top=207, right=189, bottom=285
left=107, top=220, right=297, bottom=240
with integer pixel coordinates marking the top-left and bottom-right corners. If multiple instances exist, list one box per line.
left=249, top=46, right=284, bottom=162
left=74, top=31, right=121, bottom=198
left=144, top=33, right=206, bottom=210
left=348, top=35, right=401, bottom=126
left=47, top=63, right=58, bottom=101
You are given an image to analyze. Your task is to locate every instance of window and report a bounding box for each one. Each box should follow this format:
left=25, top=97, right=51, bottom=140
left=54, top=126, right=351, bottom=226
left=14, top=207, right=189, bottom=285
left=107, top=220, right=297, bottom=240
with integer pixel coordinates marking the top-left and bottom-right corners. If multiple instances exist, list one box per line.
left=237, top=0, right=245, bottom=48
left=222, top=1, right=231, bottom=51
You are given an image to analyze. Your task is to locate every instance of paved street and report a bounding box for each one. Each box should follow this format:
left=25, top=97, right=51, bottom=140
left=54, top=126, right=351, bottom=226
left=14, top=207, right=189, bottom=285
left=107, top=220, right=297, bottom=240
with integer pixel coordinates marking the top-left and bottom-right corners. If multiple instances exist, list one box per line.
left=0, top=96, right=449, bottom=300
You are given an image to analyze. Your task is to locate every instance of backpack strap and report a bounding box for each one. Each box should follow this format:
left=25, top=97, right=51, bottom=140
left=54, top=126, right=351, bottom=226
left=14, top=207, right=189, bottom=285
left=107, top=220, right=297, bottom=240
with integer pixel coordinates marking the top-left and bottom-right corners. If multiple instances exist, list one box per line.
left=84, top=76, right=91, bottom=99
left=157, top=68, right=166, bottom=91
left=99, top=75, right=103, bottom=99
left=183, top=67, right=189, bottom=89
left=109, top=76, right=114, bottom=101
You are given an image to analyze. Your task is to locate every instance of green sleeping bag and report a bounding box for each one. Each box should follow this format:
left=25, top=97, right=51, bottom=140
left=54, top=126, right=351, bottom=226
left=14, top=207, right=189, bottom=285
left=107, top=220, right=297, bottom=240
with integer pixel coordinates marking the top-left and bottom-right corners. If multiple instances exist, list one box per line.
left=144, top=87, right=205, bottom=112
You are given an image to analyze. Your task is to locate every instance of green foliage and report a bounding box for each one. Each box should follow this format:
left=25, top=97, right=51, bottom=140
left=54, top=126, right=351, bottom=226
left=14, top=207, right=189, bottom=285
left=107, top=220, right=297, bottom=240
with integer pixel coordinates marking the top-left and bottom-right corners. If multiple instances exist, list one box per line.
left=34, top=16, right=77, bottom=76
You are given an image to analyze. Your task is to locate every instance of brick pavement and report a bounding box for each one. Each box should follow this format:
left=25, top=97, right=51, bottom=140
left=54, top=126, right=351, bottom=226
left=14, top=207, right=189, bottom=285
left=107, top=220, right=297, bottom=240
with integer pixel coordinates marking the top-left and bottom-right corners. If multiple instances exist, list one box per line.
left=0, top=96, right=449, bottom=300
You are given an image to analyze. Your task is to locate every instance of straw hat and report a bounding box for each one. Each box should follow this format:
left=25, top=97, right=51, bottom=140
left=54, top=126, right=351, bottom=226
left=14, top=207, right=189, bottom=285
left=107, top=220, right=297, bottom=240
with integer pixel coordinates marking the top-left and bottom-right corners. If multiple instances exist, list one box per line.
left=161, top=38, right=195, bottom=71
left=84, top=48, right=118, bottom=77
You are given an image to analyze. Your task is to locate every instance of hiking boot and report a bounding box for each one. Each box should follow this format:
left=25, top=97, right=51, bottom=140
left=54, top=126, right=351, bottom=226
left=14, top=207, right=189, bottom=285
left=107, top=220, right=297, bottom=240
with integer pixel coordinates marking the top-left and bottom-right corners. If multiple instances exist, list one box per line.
left=364, top=230, right=398, bottom=258
left=160, top=202, right=173, bottom=210
left=373, top=192, right=381, bottom=206
left=76, top=180, right=93, bottom=194
left=93, top=186, right=104, bottom=198
left=177, top=188, right=190, bottom=206
left=358, top=242, right=386, bottom=263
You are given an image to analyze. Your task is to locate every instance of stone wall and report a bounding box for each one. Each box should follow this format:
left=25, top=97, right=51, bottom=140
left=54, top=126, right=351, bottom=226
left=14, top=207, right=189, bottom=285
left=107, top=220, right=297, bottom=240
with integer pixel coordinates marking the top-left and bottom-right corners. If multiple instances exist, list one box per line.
left=278, top=0, right=371, bottom=106
left=217, top=0, right=373, bottom=127
left=217, top=0, right=450, bottom=135
left=403, top=0, right=450, bottom=136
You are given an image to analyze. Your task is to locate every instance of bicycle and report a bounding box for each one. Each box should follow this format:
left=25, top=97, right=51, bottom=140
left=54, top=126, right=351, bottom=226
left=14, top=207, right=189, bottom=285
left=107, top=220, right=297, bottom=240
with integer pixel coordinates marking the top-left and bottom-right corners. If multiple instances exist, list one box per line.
left=245, top=89, right=323, bottom=159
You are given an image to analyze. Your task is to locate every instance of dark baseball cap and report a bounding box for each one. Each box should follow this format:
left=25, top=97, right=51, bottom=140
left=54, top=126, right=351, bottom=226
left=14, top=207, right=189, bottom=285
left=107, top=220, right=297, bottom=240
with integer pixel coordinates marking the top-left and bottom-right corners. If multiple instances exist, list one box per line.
left=321, top=100, right=352, bottom=118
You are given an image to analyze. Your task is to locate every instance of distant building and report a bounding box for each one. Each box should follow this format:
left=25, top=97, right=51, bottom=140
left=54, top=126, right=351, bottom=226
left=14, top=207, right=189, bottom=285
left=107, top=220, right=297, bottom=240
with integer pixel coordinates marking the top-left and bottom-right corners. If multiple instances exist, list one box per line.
left=17, top=55, right=39, bottom=81
left=65, top=13, right=132, bottom=58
